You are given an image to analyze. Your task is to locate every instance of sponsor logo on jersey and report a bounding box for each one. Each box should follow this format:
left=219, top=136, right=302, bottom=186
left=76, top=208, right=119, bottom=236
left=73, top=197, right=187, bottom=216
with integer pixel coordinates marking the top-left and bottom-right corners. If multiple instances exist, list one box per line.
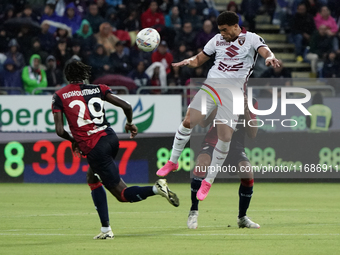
left=62, top=88, right=100, bottom=99
left=238, top=36, right=245, bottom=46
left=259, top=37, right=265, bottom=44
left=218, top=62, right=244, bottom=72
left=216, top=41, right=230, bottom=46
left=225, top=45, right=239, bottom=58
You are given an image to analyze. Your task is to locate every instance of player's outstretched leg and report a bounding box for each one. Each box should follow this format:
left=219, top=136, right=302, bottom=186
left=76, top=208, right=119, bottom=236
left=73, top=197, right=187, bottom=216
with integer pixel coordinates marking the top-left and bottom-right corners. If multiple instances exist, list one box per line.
left=109, top=179, right=180, bottom=207
left=187, top=177, right=202, bottom=229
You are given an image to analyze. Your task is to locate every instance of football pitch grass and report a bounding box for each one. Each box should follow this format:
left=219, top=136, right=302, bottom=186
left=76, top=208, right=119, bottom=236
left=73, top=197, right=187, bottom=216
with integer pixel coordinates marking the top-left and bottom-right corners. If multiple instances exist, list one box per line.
left=1, top=183, right=339, bottom=255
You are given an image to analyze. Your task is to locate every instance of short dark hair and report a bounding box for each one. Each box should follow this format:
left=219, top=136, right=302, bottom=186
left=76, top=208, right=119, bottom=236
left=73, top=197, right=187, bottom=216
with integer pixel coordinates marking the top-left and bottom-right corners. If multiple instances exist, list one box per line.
left=217, top=11, right=239, bottom=26
left=312, top=92, right=323, bottom=105
left=64, top=61, right=91, bottom=82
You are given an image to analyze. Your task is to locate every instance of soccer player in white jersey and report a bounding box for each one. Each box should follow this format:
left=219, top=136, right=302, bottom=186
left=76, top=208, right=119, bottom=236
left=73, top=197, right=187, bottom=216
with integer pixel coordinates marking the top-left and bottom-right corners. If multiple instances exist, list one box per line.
left=157, top=11, right=280, bottom=200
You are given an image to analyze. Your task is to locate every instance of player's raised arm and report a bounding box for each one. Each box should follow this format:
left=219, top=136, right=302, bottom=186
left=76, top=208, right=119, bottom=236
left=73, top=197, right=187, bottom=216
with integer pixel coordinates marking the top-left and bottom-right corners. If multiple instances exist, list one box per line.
left=172, top=51, right=210, bottom=68
left=105, top=93, right=138, bottom=138
left=258, top=46, right=280, bottom=68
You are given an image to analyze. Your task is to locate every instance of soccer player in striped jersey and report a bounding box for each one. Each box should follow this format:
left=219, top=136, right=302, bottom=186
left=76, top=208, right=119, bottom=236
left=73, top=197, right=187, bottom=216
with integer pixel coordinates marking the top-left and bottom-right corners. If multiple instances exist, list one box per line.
left=157, top=11, right=280, bottom=201
left=188, top=96, right=260, bottom=229
left=52, top=61, right=179, bottom=240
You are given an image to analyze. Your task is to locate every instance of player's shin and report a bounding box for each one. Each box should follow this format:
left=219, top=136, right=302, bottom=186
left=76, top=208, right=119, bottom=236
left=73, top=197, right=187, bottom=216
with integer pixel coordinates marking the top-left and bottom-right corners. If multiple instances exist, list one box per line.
left=205, top=139, right=230, bottom=184
left=238, top=179, right=254, bottom=218
left=169, top=123, right=192, bottom=164
left=121, top=186, right=155, bottom=202
left=191, top=178, right=202, bottom=211
left=89, top=182, right=110, bottom=228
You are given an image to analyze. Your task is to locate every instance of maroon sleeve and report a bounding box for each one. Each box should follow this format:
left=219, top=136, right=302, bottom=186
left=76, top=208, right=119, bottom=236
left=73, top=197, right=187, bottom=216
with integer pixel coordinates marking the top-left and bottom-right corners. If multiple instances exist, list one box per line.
left=99, top=84, right=113, bottom=99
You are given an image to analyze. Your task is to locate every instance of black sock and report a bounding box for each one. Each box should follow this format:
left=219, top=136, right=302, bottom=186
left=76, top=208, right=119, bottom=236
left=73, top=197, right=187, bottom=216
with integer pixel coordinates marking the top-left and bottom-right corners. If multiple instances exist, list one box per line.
left=190, top=178, right=202, bottom=211
left=123, top=186, right=155, bottom=202
left=91, top=185, right=110, bottom=227
left=238, top=184, right=253, bottom=218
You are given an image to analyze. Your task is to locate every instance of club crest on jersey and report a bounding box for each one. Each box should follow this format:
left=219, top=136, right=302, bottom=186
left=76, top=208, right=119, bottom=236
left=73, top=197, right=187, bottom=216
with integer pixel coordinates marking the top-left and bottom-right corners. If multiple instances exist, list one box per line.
left=238, top=36, right=245, bottom=46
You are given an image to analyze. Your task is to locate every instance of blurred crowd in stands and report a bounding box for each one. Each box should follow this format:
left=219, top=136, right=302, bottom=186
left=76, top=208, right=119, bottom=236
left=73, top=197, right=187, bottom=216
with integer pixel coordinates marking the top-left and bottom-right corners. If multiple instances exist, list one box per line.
left=0, top=0, right=340, bottom=95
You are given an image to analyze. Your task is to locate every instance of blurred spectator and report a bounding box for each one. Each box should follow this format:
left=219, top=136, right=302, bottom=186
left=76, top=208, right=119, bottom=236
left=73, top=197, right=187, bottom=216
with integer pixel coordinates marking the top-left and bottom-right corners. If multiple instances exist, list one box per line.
left=174, top=22, right=197, bottom=52
left=25, top=37, right=48, bottom=64
left=314, top=6, right=338, bottom=36
left=130, top=47, right=153, bottom=68
left=289, top=3, right=315, bottom=57
left=75, top=20, right=97, bottom=56
left=193, top=0, right=208, bottom=16
left=151, top=40, right=173, bottom=74
left=0, top=58, right=23, bottom=95
left=54, top=27, right=71, bottom=45
left=149, top=66, right=162, bottom=94
left=184, top=3, right=203, bottom=32
left=128, top=60, right=151, bottom=92
left=53, top=39, right=71, bottom=70
left=70, top=39, right=86, bottom=62
left=241, top=0, right=261, bottom=32
left=159, top=0, right=174, bottom=14
left=123, top=10, right=139, bottom=46
left=5, top=39, right=25, bottom=70
left=196, top=20, right=215, bottom=49
left=18, top=4, right=38, bottom=22
left=89, top=44, right=111, bottom=80
left=75, top=19, right=93, bottom=39
left=0, top=26, right=10, bottom=53
left=105, top=8, right=120, bottom=28
left=85, top=3, right=105, bottom=34
left=303, top=0, right=322, bottom=17
left=95, top=22, right=120, bottom=55
left=227, top=1, right=243, bottom=27
left=141, top=1, right=165, bottom=29
left=45, top=55, right=63, bottom=88
left=21, top=54, right=47, bottom=94
left=0, top=5, right=15, bottom=25
left=306, top=25, right=335, bottom=74
left=259, top=0, right=276, bottom=22
left=38, top=22, right=57, bottom=53
left=17, top=26, right=35, bottom=54
left=110, top=41, right=132, bottom=75
left=97, top=0, right=109, bottom=18
left=306, top=92, right=332, bottom=132
left=322, top=51, right=340, bottom=78
left=41, top=4, right=61, bottom=34
left=259, top=60, right=292, bottom=97
left=165, top=6, right=181, bottom=31
left=61, top=2, right=82, bottom=35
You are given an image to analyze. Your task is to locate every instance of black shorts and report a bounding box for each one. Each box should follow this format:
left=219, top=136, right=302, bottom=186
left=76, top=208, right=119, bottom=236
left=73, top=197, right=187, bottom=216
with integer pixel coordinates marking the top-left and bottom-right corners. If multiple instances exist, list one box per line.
left=199, top=143, right=249, bottom=175
left=87, top=130, right=121, bottom=189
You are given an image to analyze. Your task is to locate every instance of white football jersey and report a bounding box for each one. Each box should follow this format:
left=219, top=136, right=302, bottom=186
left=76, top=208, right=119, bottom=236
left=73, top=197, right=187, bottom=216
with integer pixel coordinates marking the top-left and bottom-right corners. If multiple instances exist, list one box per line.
left=203, top=28, right=267, bottom=89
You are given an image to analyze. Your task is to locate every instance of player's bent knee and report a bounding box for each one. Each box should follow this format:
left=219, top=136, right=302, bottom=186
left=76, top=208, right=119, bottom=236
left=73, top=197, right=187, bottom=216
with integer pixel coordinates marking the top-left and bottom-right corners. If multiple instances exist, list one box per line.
left=241, top=178, right=254, bottom=187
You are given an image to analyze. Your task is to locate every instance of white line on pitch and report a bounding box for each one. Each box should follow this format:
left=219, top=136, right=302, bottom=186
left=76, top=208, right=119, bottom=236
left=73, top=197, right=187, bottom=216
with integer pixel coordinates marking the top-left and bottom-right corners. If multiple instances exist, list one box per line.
left=0, top=233, right=339, bottom=237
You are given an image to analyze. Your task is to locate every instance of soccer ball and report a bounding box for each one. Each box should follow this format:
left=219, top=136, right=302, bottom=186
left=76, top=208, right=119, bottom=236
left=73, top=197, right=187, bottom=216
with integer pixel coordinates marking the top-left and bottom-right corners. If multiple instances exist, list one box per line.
left=136, top=28, right=160, bottom=52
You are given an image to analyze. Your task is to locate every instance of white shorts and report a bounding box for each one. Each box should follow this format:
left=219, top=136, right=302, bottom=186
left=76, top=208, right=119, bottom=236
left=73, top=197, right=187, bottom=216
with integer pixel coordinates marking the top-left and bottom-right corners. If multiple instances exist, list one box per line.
left=189, top=84, right=242, bottom=130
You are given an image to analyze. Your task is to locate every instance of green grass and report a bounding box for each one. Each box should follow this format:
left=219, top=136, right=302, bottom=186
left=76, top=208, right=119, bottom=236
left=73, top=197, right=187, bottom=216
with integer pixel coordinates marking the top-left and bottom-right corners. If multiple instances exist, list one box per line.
left=0, top=183, right=339, bottom=255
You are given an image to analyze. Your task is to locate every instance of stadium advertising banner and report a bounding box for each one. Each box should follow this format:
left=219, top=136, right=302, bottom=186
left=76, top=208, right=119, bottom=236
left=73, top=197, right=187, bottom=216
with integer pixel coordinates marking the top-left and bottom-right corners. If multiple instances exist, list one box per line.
left=0, top=95, right=181, bottom=133
left=0, top=132, right=340, bottom=183
left=0, top=134, right=190, bottom=184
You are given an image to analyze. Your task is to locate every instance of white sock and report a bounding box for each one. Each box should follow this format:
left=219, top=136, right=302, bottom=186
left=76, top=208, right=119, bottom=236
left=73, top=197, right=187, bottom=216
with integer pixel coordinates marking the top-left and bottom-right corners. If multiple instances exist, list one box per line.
left=169, top=123, right=192, bottom=164
left=101, top=226, right=111, bottom=233
left=152, top=185, right=159, bottom=195
left=205, top=139, right=230, bottom=184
